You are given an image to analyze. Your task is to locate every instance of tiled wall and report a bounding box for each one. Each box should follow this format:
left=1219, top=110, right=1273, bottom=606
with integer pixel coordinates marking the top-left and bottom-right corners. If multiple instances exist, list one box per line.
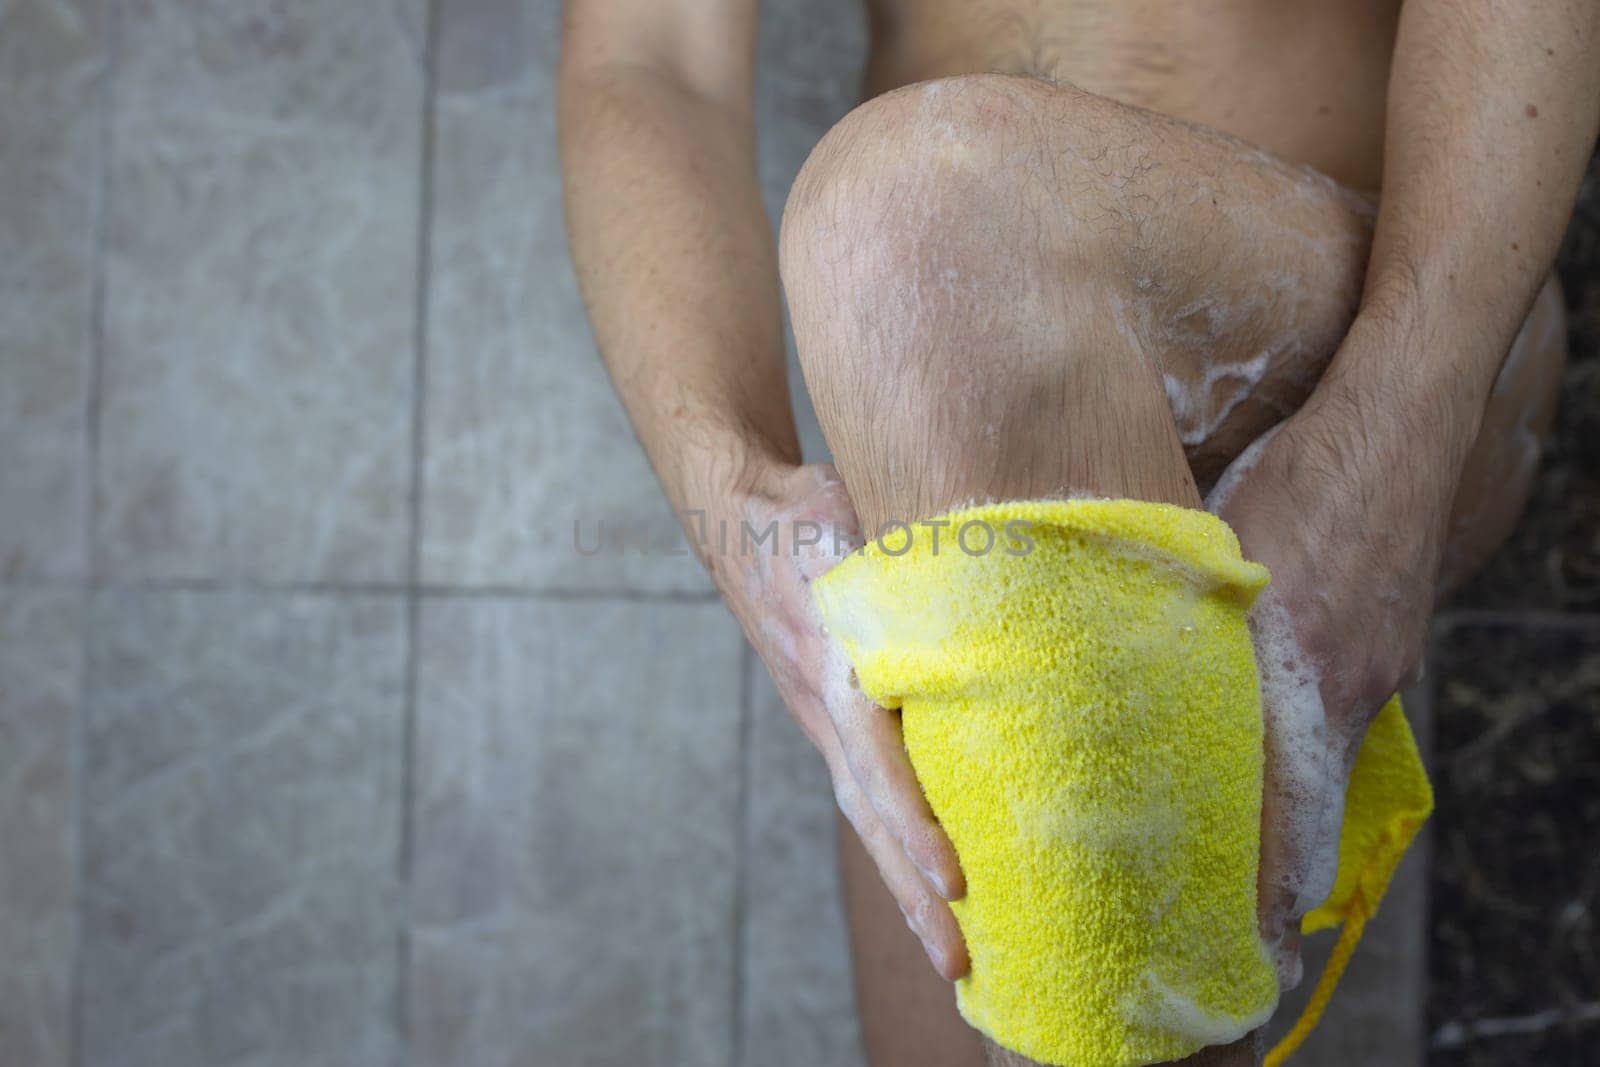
left=1, top=0, right=864, bottom=1063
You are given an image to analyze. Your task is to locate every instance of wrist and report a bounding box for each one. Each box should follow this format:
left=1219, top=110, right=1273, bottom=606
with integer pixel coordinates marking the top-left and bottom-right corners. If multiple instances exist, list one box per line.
left=663, top=433, right=801, bottom=572
left=1311, top=299, right=1496, bottom=492
left=660, top=413, right=797, bottom=511
left=1289, top=377, right=1465, bottom=541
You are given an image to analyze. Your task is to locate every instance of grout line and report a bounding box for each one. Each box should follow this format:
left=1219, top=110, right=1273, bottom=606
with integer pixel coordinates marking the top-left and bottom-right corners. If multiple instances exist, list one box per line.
left=0, top=573, right=721, bottom=603
left=729, top=643, right=755, bottom=1067
left=72, top=1, right=122, bottom=1062
left=68, top=592, right=92, bottom=1067
left=82, top=2, right=116, bottom=591
left=93, top=576, right=412, bottom=596
left=35, top=580, right=1600, bottom=616
left=0, top=575, right=98, bottom=592
left=397, top=0, right=441, bottom=1057
left=414, top=584, right=720, bottom=604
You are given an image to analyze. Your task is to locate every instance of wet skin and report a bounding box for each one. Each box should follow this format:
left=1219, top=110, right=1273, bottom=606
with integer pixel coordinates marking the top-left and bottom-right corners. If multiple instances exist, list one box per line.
left=558, top=2, right=1597, bottom=1064
left=785, top=7, right=1570, bottom=1065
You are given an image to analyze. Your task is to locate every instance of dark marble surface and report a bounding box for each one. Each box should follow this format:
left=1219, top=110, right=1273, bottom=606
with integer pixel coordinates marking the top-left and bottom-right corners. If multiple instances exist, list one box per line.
left=1429, top=145, right=1600, bottom=1066
left=1426, top=620, right=1600, bottom=1065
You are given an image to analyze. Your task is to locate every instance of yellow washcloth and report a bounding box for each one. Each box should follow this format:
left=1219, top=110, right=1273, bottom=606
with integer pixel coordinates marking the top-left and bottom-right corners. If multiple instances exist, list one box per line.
left=812, top=499, right=1432, bottom=1066
left=1264, top=694, right=1432, bottom=1066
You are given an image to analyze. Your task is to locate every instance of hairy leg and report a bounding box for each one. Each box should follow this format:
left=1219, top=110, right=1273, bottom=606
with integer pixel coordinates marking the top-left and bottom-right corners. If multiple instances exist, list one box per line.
left=782, top=72, right=1250, bottom=1067
left=836, top=814, right=989, bottom=1066
left=780, top=72, right=1562, bottom=1066
left=782, top=75, right=1379, bottom=511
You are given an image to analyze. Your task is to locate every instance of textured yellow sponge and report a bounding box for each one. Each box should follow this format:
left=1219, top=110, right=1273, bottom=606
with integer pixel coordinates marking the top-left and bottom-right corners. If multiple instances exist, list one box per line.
left=815, top=499, right=1279, bottom=1065
left=813, top=499, right=1431, bottom=1066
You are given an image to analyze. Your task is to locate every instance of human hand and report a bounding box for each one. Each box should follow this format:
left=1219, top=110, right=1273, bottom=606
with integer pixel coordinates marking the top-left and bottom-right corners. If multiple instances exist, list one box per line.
left=699, top=462, right=969, bottom=978
left=1206, top=388, right=1452, bottom=987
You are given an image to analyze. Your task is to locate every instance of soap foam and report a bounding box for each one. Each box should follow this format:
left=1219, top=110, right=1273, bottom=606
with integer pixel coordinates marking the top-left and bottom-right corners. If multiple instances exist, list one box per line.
left=740, top=470, right=876, bottom=723
left=1165, top=348, right=1272, bottom=446
left=1125, top=969, right=1276, bottom=1049
left=1009, top=775, right=1182, bottom=880
left=1248, top=591, right=1352, bottom=934
left=1205, top=427, right=1358, bottom=935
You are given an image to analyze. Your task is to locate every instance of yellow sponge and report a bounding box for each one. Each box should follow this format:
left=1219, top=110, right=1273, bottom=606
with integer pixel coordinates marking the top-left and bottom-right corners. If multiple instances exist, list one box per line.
left=812, top=499, right=1431, bottom=1066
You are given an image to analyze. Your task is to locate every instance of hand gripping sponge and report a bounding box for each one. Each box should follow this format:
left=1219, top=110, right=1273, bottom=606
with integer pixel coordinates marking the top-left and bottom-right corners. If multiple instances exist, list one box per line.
left=812, top=499, right=1432, bottom=1066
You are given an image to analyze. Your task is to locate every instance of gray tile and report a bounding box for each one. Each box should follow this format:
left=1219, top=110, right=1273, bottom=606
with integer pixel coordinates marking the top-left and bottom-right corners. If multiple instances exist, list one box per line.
left=0, top=588, right=84, bottom=1067
left=419, top=0, right=702, bottom=593
left=758, top=0, right=874, bottom=472
left=753, top=0, right=867, bottom=224
left=419, top=0, right=866, bottom=591
left=739, top=660, right=864, bottom=1067
left=408, top=596, right=744, bottom=1066
left=758, top=0, right=866, bottom=469
left=94, top=0, right=424, bottom=583
left=0, top=0, right=106, bottom=579
left=80, top=589, right=406, bottom=1067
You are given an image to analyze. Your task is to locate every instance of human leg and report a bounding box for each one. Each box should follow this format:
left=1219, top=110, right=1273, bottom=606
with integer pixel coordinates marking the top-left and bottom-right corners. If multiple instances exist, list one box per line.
left=779, top=72, right=1562, bottom=1066
left=781, top=72, right=1268, bottom=1067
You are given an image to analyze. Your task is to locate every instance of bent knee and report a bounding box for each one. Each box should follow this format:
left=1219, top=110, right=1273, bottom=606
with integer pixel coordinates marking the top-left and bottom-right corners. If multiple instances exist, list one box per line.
left=781, top=73, right=1104, bottom=267
left=781, top=73, right=1071, bottom=229
left=778, top=78, right=1199, bottom=517
left=779, top=75, right=1127, bottom=377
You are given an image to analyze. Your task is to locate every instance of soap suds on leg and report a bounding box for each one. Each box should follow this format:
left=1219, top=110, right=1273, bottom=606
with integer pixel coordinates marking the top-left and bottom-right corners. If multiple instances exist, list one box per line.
left=1248, top=589, right=1355, bottom=980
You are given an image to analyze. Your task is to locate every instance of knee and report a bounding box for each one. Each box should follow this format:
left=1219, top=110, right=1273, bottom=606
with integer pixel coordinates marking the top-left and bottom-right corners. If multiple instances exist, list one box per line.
left=777, top=77, right=1194, bottom=518
left=779, top=75, right=1123, bottom=378
left=780, top=73, right=1064, bottom=245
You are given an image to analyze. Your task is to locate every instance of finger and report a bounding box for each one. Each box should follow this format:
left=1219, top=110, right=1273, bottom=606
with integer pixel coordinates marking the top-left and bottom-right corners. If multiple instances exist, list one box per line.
left=1258, top=733, right=1346, bottom=924
left=827, top=680, right=965, bottom=902
left=831, top=759, right=971, bottom=981
left=783, top=688, right=841, bottom=758
left=1255, top=790, right=1299, bottom=940
left=1256, top=809, right=1307, bottom=993
left=1273, top=920, right=1305, bottom=991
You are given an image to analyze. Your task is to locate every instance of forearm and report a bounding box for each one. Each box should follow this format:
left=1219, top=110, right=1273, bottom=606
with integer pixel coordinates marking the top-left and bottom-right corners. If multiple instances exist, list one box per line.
left=558, top=62, right=798, bottom=524
left=1318, top=0, right=1600, bottom=476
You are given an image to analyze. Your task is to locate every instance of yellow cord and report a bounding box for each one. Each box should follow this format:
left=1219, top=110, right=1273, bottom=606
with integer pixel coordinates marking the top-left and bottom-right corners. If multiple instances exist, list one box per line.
left=1263, top=895, right=1371, bottom=1065
left=1264, top=823, right=1405, bottom=1065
